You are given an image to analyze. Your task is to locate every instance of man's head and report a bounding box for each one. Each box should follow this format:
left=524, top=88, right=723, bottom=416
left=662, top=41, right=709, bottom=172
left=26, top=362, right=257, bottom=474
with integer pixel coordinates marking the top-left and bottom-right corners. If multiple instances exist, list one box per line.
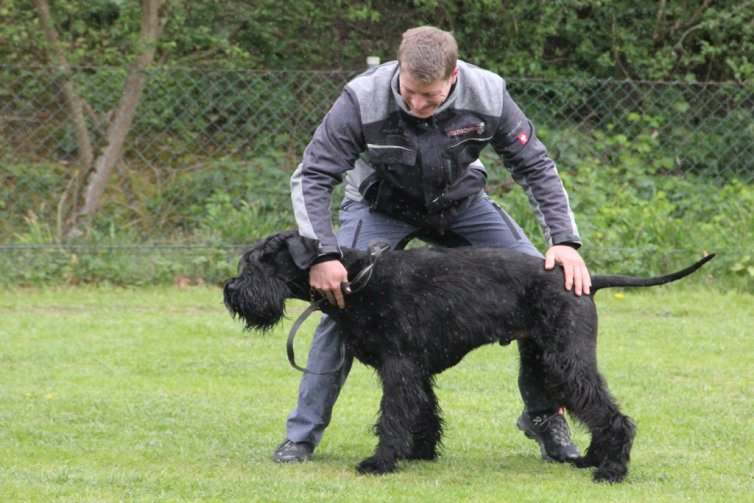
left=397, top=26, right=459, bottom=118
left=398, top=26, right=457, bottom=82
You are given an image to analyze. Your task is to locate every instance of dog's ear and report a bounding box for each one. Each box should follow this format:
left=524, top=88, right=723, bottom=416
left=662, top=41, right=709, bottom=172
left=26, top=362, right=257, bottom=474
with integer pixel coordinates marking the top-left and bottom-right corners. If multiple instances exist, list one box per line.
left=285, top=233, right=319, bottom=270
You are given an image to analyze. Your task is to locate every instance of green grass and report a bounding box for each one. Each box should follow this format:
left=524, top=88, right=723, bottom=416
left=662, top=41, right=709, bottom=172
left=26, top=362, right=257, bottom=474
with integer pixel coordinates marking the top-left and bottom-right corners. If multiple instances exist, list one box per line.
left=0, top=286, right=752, bottom=502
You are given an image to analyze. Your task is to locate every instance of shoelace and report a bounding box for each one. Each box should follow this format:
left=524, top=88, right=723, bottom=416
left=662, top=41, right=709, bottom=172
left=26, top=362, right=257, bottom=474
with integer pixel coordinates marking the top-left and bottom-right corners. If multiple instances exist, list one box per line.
left=532, top=413, right=572, bottom=446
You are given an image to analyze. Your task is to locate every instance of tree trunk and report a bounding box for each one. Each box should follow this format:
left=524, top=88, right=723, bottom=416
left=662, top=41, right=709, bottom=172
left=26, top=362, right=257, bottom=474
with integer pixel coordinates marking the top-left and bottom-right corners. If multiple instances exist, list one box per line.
left=78, top=0, right=170, bottom=224
left=33, top=0, right=173, bottom=236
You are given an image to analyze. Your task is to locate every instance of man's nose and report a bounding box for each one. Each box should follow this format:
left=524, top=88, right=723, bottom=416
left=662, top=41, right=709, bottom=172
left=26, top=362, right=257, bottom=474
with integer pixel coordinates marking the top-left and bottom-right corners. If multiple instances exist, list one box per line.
left=410, top=96, right=426, bottom=110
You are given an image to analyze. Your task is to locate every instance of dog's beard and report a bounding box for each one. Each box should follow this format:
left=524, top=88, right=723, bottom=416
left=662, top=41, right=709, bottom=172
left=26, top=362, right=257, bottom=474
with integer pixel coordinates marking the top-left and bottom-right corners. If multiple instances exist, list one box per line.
left=223, top=273, right=290, bottom=331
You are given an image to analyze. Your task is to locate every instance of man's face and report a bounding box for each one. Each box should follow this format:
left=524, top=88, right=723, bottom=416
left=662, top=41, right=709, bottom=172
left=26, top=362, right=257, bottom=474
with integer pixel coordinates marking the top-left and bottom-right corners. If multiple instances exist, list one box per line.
left=399, top=66, right=458, bottom=119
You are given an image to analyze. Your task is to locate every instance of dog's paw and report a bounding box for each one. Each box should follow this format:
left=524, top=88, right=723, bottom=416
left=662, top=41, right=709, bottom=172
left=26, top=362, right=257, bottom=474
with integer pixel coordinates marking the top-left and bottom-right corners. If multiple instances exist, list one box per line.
left=572, top=455, right=599, bottom=469
left=405, top=448, right=438, bottom=461
left=405, top=453, right=438, bottom=462
left=356, top=456, right=397, bottom=475
left=593, top=462, right=628, bottom=483
left=573, top=445, right=604, bottom=469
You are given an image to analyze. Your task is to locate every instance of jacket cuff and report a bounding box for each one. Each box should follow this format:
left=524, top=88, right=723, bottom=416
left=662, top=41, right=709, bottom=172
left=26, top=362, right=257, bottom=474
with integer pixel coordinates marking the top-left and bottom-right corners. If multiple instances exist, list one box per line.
left=312, top=252, right=342, bottom=265
left=551, top=233, right=582, bottom=250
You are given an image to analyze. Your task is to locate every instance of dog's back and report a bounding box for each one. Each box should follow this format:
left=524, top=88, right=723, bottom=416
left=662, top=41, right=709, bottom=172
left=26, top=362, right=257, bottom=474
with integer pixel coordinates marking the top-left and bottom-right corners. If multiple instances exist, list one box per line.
left=346, top=246, right=714, bottom=296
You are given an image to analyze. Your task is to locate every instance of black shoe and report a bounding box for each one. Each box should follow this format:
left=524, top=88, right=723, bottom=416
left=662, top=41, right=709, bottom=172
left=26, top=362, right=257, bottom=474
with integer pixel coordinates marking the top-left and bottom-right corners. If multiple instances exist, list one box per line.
left=273, top=439, right=314, bottom=463
left=517, top=409, right=580, bottom=463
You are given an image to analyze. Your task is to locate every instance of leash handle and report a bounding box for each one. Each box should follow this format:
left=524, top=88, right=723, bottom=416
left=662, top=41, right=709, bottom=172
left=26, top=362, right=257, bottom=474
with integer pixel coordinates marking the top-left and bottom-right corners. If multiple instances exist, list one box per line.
left=287, top=299, right=347, bottom=375
left=286, top=238, right=389, bottom=375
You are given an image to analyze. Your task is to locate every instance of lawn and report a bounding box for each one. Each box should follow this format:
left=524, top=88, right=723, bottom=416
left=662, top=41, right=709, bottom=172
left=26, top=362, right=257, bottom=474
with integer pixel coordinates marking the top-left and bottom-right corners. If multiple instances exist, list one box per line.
left=0, top=286, right=751, bottom=502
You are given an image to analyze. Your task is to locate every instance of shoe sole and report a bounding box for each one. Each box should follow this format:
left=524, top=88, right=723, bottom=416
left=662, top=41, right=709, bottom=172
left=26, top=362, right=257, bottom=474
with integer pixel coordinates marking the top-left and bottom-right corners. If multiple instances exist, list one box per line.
left=273, top=454, right=312, bottom=463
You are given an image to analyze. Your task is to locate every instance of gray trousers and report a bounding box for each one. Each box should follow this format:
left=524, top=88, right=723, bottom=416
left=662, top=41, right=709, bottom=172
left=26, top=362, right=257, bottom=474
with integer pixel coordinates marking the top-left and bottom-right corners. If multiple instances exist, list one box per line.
left=286, top=193, right=559, bottom=446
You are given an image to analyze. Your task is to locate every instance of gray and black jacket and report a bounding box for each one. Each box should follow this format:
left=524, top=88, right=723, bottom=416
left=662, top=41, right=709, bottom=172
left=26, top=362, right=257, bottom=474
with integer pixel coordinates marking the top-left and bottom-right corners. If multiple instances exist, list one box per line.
left=291, top=60, right=580, bottom=258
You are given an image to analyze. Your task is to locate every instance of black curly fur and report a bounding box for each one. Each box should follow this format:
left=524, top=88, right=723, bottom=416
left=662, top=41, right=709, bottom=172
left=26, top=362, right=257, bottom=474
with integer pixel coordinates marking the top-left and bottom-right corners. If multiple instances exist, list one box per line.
left=224, top=231, right=713, bottom=482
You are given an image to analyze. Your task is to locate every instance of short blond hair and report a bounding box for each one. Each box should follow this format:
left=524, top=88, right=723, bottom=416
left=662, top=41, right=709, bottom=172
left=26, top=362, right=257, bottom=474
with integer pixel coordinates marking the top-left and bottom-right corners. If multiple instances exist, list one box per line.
left=397, top=26, right=458, bottom=83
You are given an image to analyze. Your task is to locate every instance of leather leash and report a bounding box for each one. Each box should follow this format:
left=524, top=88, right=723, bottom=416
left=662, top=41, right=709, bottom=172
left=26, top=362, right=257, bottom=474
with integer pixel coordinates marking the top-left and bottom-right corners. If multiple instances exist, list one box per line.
left=286, top=239, right=390, bottom=375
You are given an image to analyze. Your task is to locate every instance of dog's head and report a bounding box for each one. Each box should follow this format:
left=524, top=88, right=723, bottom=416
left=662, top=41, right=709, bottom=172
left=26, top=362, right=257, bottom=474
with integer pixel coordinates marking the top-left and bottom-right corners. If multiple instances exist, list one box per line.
left=223, top=231, right=318, bottom=331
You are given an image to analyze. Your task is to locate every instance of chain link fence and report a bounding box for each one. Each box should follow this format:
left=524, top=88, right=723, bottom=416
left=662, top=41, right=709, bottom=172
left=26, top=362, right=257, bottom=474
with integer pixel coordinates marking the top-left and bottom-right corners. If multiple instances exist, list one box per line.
left=1, top=66, right=752, bottom=285
left=2, top=65, right=753, bottom=178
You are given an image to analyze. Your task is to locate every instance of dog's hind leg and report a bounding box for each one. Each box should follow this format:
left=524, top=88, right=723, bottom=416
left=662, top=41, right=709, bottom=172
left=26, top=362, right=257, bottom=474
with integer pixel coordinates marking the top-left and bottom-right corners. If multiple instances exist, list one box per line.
left=565, top=379, right=636, bottom=484
left=580, top=409, right=636, bottom=483
left=357, top=358, right=439, bottom=474
left=538, top=320, right=636, bottom=483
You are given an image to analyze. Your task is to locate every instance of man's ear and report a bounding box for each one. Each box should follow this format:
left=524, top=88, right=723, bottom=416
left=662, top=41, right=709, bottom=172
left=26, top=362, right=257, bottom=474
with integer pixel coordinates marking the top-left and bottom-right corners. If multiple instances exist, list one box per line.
left=285, top=233, right=319, bottom=270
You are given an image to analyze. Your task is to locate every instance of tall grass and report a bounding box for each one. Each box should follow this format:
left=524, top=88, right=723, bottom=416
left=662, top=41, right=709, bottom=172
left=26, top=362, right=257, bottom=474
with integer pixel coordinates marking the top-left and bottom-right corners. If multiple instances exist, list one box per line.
left=1, top=286, right=751, bottom=502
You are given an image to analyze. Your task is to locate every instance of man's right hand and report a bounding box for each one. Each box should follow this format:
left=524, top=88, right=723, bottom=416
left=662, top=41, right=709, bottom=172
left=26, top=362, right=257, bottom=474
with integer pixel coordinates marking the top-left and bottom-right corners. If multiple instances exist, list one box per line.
left=309, top=259, right=349, bottom=308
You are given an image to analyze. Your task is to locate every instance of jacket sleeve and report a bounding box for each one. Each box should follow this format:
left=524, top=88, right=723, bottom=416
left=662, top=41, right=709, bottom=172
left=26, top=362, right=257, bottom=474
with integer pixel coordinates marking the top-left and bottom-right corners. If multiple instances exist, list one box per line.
left=290, top=88, right=365, bottom=257
left=490, top=87, right=582, bottom=248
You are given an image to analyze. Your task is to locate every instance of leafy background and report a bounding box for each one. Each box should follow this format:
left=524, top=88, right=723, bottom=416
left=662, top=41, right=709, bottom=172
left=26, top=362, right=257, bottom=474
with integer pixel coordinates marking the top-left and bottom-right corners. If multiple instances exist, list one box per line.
left=1, top=0, right=752, bottom=290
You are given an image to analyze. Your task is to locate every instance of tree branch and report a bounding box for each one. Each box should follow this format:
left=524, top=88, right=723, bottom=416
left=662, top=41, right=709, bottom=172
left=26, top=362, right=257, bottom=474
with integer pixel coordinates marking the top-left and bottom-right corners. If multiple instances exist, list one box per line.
left=611, top=14, right=633, bottom=79
left=652, top=0, right=667, bottom=44
left=79, top=0, right=174, bottom=221
left=32, top=0, right=94, bottom=169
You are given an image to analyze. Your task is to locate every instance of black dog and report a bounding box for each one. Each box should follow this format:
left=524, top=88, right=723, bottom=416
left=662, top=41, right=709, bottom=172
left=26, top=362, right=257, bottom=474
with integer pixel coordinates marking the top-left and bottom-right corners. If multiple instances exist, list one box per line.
left=223, top=230, right=713, bottom=483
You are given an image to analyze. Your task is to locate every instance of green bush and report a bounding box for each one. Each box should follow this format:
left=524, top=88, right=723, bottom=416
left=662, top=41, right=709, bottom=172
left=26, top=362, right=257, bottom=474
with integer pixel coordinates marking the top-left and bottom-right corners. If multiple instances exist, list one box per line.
left=485, top=126, right=754, bottom=291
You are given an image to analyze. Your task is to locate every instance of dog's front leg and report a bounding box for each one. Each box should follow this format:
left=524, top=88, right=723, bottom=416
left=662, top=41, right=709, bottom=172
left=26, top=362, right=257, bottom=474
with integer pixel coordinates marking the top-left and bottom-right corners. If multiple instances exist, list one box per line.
left=357, top=358, right=425, bottom=475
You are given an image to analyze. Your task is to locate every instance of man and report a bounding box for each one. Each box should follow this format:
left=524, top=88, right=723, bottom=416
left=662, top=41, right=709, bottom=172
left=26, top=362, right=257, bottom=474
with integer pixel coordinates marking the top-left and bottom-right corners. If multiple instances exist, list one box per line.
left=276, top=26, right=591, bottom=464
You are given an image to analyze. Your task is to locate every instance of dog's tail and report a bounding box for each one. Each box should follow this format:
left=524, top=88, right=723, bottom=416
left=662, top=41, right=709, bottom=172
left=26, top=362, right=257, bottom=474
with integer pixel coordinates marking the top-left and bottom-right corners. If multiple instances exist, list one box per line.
left=590, top=254, right=715, bottom=294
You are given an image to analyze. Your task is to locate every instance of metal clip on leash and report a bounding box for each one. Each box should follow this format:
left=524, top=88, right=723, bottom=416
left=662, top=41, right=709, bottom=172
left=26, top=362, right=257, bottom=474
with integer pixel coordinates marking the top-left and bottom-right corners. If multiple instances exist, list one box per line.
left=286, top=239, right=391, bottom=375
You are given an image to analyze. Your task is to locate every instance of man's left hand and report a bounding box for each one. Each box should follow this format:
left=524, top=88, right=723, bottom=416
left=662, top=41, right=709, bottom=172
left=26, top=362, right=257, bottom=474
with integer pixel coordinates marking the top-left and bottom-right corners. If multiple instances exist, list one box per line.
left=544, top=245, right=591, bottom=296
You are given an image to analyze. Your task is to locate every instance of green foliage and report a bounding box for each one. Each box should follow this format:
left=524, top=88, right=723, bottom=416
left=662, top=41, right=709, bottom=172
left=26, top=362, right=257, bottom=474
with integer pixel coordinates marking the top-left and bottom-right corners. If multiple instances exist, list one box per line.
left=3, top=148, right=752, bottom=290
left=3, top=106, right=752, bottom=289
left=0, top=163, right=68, bottom=240
left=484, top=125, right=754, bottom=292
left=0, top=1, right=42, bottom=64
left=2, top=1, right=752, bottom=288
left=3, top=1, right=753, bottom=81
left=0, top=156, right=296, bottom=287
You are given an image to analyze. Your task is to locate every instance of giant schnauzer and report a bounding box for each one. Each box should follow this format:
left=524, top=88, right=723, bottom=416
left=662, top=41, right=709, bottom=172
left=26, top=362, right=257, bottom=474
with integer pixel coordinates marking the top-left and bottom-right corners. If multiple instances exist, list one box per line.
left=223, top=230, right=713, bottom=483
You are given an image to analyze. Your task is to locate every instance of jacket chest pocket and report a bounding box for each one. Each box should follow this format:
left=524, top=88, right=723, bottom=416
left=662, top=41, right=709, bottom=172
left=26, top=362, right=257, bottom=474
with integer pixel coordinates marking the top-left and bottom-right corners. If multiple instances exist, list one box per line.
left=367, top=145, right=418, bottom=169
left=363, top=145, right=421, bottom=198
left=441, top=140, right=487, bottom=182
